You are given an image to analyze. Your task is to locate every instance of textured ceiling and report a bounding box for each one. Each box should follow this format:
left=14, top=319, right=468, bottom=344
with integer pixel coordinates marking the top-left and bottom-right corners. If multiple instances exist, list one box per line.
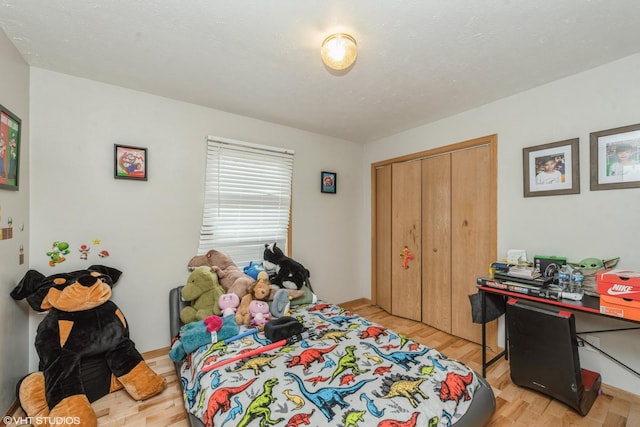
left=2, top=0, right=640, bottom=143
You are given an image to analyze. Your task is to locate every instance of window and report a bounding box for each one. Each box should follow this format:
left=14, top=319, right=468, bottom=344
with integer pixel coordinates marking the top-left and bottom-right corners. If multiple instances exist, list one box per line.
left=197, top=136, right=294, bottom=267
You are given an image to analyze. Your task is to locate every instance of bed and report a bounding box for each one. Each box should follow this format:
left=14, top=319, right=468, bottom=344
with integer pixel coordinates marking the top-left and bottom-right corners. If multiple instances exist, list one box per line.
left=169, top=286, right=496, bottom=427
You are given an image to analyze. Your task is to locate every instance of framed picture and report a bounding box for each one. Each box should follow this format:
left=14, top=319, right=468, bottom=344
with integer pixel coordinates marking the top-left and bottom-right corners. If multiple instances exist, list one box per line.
left=590, top=123, right=640, bottom=191
left=523, top=138, right=580, bottom=197
left=0, top=104, right=21, bottom=191
left=114, top=144, right=148, bottom=181
left=321, top=171, right=337, bottom=193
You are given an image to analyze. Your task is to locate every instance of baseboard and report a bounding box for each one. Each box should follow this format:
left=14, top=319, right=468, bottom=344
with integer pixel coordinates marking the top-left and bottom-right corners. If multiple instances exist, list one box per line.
left=4, top=399, right=20, bottom=420
left=338, top=297, right=372, bottom=306
left=142, top=346, right=170, bottom=359
left=601, top=383, right=640, bottom=404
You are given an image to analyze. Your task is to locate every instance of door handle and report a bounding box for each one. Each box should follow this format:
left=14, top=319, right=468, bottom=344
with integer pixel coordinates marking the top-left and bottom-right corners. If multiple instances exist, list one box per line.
left=400, top=246, right=414, bottom=269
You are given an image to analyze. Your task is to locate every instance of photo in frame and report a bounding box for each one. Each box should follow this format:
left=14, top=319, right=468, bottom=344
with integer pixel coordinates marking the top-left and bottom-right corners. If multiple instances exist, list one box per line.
left=114, top=144, right=148, bottom=181
left=523, top=138, right=580, bottom=197
left=590, top=123, right=640, bottom=191
left=321, top=171, right=337, bottom=193
left=0, top=104, right=21, bottom=191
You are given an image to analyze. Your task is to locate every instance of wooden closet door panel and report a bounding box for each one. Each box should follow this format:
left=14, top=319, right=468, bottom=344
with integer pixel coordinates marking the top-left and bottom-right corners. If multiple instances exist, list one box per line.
left=451, top=145, right=493, bottom=343
left=391, top=160, right=422, bottom=321
left=375, top=165, right=392, bottom=313
left=421, top=155, right=452, bottom=332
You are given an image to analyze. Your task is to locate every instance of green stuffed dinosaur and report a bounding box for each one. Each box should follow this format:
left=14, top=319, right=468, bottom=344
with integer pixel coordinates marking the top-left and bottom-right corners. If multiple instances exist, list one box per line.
left=180, top=266, right=225, bottom=323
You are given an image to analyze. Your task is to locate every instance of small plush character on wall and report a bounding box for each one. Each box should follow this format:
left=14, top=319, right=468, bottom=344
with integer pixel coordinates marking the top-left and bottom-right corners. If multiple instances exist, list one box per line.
left=218, top=292, right=240, bottom=317
left=187, top=249, right=254, bottom=299
left=180, top=266, right=226, bottom=324
left=10, top=265, right=166, bottom=427
left=235, top=272, right=272, bottom=325
left=46, top=241, right=70, bottom=267
left=79, top=244, right=90, bottom=260
left=263, top=242, right=310, bottom=290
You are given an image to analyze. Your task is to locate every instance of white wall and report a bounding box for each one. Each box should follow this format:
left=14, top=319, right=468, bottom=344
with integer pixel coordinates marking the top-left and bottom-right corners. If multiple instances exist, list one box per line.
left=28, top=68, right=364, bottom=369
left=361, top=53, right=640, bottom=394
left=0, top=30, right=30, bottom=412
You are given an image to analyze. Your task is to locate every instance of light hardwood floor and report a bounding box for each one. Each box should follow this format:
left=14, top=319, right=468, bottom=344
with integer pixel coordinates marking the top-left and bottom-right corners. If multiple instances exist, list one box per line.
left=6, top=299, right=640, bottom=426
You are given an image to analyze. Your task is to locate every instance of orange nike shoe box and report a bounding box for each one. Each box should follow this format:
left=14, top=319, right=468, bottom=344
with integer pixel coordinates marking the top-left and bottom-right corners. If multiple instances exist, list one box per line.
left=599, top=295, right=640, bottom=321
left=597, top=269, right=640, bottom=301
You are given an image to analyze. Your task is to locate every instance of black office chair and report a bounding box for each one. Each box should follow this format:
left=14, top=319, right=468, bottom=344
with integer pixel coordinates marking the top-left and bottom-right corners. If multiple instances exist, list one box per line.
left=506, top=298, right=601, bottom=416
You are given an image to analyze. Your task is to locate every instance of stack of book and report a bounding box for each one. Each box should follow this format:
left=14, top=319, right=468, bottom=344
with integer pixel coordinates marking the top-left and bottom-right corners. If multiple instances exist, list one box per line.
left=492, top=271, right=552, bottom=287
left=506, top=266, right=541, bottom=279
left=477, top=274, right=560, bottom=300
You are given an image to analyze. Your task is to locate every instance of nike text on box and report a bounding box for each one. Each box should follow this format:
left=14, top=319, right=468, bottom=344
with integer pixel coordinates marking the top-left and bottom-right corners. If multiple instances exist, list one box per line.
left=597, top=269, right=640, bottom=301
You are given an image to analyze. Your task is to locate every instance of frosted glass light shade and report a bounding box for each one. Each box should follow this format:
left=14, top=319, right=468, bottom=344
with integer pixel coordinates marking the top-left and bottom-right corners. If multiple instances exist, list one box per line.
left=321, top=33, right=358, bottom=70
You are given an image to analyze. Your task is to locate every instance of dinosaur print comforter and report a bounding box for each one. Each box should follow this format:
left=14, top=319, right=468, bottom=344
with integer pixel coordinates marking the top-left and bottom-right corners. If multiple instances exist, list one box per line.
left=178, top=302, right=484, bottom=427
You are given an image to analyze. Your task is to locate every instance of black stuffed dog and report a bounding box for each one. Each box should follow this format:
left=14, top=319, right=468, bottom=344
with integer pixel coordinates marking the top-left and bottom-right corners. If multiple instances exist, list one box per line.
left=10, top=265, right=165, bottom=427
left=263, top=242, right=310, bottom=290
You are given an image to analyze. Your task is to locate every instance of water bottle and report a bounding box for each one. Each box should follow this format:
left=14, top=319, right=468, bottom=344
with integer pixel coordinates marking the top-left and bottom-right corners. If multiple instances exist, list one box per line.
left=557, top=264, right=571, bottom=290
left=568, top=266, right=584, bottom=300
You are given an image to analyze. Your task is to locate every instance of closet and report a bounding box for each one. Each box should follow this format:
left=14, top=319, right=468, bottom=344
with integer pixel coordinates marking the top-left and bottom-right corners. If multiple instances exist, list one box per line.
left=372, top=135, right=497, bottom=345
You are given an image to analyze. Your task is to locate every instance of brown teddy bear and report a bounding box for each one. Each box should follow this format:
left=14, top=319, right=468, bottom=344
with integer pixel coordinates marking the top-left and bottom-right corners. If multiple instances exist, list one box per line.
left=235, top=272, right=272, bottom=325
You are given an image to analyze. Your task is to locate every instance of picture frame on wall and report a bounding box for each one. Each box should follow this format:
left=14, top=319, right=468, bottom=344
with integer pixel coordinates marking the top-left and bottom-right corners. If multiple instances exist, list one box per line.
left=114, top=144, right=148, bottom=181
left=523, top=138, right=580, bottom=197
left=0, top=104, right=21, bottom=191
left=321, top=171, right=337, bottom=193
left=590, top=123, right=640, bottom=191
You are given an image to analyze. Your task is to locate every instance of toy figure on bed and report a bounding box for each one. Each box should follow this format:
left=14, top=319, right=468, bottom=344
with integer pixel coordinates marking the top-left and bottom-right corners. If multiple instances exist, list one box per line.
left=218, top=292, right=240, bottom=317
left=263, top=242, right=310, bottom=290
left=169, top=314, right=240, bottom=363
left=179, top=266, right=226, bottom=324
left=9, top=265, right=166, bottom=427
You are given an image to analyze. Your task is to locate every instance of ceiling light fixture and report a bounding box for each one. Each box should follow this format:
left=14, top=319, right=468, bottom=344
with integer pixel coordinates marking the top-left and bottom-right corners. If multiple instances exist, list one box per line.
left=320, top=33, right=358, bottom=71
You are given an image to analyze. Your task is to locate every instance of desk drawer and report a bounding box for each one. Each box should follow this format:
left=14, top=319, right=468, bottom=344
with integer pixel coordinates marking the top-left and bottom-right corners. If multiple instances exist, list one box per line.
left=600, top=294, right=640, bottom=321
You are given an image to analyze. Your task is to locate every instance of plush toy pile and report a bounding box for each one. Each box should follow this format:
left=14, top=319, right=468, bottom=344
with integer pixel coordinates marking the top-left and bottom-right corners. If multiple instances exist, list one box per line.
left=10, top=265, right=166, bottom=427
left=180, top=248, right=315, bottom=335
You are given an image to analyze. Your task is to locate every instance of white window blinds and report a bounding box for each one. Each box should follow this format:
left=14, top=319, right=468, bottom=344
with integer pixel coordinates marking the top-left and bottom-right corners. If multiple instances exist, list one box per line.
left=198, top=136, right=294, bottom=267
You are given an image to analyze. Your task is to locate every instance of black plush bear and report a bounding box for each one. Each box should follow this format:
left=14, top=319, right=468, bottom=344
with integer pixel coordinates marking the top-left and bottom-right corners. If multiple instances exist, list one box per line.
left=263, top=242, right=310, bottom=290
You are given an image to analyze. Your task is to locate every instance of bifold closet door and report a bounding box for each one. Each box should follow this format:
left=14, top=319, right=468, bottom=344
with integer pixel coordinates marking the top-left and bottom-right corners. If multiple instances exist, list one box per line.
left=421, top=154, right=452, bottom=332
left=375, top=165, right=392, bottom=313
left=451, top=145, right=492, bottom=343
left=391, top=160, right=422, bottom=321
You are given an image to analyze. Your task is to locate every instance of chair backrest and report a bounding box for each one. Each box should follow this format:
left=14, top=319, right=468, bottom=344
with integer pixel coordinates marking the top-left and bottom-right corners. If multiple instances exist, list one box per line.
left=506, top=299, right=584, bottom=411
